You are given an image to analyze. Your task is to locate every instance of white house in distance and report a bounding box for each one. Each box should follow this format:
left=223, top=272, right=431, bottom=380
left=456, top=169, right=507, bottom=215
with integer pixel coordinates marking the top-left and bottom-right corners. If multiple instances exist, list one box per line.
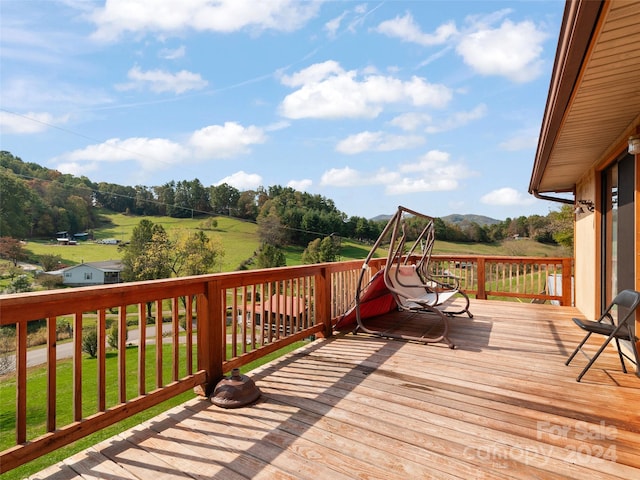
left=53, top=260, right=123, bottom=286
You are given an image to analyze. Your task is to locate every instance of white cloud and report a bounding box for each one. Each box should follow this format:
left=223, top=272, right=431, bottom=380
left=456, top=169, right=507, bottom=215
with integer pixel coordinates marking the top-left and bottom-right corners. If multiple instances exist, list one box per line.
left=216, top=171, right=262, bottom=190
left=385, top=177, right=459, bottom=195
left=90, top=0, right=322, bottom=41
left=0, top=111, right=69, bottom=134
left=51, top=121, right=267, bottom=177
left=320, top=149, right=473, bottom=195
left=287, top=179, right=313, bottom=191
left=1, top=77, right=112, bottom=111
left=159, top=45, right=186, bottom=60
left=456, top=19, right=548, bottom=83
left=116, top=66, right=208, bottom=94
left=0, top=21, right=95, bottom=66
left=279, top=61, right=452, bottom=119
left=499, top=129, right=539, bottom=151
left=320, top=166, right=398, bottom=187
left=324, top=3, right=372, bottom=38
left=391, top=104, right=487, bottom=134
left=398, top=150, right=451, bottom=173
left=425, top=104, right=487, bottom=133
left=279, top=60, right=344, bottom=87
left=189, top=122, right=267, bottom=159
left=417, top=46, right=453, bottom=68
left=325, top=12, right=347, bottom=38
left=320, top=167, right=363, bottom=187
left=388, top=149, right=476, bottom=195
left=55, top=161, right=100, bottom=178
left=481, top=187, right=536, bottom=206
left=336, top=131, right=424, bottom=154
left=264, top=120, right=291, bottom=132
left=375, top=13, right=457, bottom=46
left=55, top=137, right=188, bottom=171
left=390, top=113, right=433, bottom=132
left=373, top=9, right=548, bottom=83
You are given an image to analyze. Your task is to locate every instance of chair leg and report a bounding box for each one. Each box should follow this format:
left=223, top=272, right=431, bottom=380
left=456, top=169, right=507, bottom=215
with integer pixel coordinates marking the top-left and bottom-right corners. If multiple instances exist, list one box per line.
left=633, top=339, right=640, bottom=379
left=566, top=332, right=592, bottom=366
left=613, top=338, right=628, bottom=374
left=623, top=334, right=640, bottom=378
left=576, top=333, right=616, bottom=382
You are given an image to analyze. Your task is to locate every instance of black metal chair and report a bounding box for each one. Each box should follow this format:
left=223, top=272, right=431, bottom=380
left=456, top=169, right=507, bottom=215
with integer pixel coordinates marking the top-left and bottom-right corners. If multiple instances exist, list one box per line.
left=566, top=289, right=640, bottom=382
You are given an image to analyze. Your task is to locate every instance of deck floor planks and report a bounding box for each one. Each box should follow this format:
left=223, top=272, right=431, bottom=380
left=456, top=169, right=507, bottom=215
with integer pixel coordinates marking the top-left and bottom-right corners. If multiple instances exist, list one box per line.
left=180, top=405, right=358, bottom=480
left=61, top=447, right=144, bottom=480
left=255, top=352, right=632, bottom=479
left=271, top=350, right=640, bottom=460
left=27, top=463, right=80, bottom=480
left=245, top=398, right=466, bottom=479
left=116, top=419, right=248, bottom=480
left=140, top=403, right=301, bottom=480
left=194, top=396, right=451, bottom=480
left=256, top=365, right=556, bottom=479
left=328, top=306, right=638, bottom=478
left=96, top=433, right=192, bottom=480
left=27, top=299, right=640, bottom=480
left=331, top=354, right=640, bottom=463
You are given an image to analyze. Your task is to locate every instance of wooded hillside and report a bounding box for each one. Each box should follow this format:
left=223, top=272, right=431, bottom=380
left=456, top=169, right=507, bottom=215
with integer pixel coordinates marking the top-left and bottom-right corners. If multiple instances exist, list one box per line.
left=1, top=151, right=573, bottom=248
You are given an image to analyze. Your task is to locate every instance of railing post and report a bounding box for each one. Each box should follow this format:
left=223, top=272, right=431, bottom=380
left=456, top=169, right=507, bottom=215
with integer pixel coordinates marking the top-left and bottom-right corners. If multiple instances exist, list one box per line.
left=46, top=317, right=57, bottom=433
left=16, top=321, right=27, bottom=445
left=562, top=258, right=573, bottom=306
left=196, top=279, right=224, bottom=396
left=315, top=266, right=333, bottom=338
left=476, top=257, right=487, bottom=299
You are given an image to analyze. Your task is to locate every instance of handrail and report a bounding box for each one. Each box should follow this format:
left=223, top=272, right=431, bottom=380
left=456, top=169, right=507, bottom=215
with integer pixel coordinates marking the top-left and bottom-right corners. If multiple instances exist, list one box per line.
left=429, top=255, right=573, bottom=305
left=0, top=255, right=572, bottom=473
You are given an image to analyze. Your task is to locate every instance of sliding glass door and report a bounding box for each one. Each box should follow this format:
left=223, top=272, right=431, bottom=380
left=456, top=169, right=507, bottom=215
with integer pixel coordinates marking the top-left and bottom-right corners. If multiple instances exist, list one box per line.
left=602, top=153, right=635, bottom=311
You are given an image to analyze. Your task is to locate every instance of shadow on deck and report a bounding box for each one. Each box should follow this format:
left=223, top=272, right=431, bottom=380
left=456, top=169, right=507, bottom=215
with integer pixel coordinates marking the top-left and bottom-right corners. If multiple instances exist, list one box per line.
left=30, top=300, right=640, bottom=480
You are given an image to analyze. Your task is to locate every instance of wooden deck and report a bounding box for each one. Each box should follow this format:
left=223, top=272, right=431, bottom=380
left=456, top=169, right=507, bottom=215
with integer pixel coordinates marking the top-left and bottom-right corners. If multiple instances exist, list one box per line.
left=29, top=300, right=640, bottom=479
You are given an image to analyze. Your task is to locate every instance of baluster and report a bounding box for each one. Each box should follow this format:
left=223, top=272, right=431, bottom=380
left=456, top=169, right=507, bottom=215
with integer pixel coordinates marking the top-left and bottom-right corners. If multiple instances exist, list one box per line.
left=118, top=306, right=127, bottom=404
left=138, top=303, right=146, bottom=396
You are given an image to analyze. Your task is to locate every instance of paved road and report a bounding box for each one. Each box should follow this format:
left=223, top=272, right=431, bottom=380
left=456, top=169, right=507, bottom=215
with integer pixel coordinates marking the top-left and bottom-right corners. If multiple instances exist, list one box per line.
left=19, top=323, right=183, bottom=369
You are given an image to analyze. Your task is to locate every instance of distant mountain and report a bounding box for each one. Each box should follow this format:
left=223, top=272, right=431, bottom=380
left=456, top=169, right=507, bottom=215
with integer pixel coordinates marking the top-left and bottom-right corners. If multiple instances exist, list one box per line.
left=370, top=213, right=501, bottom=226
left=370, top=214, right=393, bottom=222
left=441, top=214, right=501, bottom=226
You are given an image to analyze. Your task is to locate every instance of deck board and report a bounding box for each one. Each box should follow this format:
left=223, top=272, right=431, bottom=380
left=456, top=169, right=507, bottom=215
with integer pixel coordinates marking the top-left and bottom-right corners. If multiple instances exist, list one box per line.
left=28, top=300, right=640, bottom=479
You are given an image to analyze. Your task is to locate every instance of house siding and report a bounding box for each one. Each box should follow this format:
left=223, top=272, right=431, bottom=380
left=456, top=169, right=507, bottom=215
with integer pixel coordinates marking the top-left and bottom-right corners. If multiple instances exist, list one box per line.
left=574, top=152, right=639, bottom=364
left=574, top=170, right=598, bottom=320
left=63, top=265, right=106, bottom=286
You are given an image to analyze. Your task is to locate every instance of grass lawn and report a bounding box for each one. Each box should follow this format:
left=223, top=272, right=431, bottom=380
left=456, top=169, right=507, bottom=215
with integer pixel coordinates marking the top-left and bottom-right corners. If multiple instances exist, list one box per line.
left=433, top=237, right=570, bottom=257
left=2, top=210, right=572, bottom=477
left=20, top=212, right=384, bottom=274
left=20, top=210, right=569, bottom=275
left=0, top=339, right=311, bottom=480
left=23, top=211, right=261, bottom=272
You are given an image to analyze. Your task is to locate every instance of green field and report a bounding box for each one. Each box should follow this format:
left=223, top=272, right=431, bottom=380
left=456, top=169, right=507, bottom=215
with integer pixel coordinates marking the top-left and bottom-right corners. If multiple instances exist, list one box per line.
left=24, top=212, right=261, bottom=272
left=21, top=210, right=569, bottom=274
left=1, top=211, right=570, bottom=477
left=0, top=340, right=310, bottom=480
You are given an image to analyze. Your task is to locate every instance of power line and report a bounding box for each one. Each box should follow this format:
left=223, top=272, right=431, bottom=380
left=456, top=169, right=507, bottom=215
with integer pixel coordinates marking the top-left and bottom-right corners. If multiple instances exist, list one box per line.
left=1, top=108, right=177, bottom=169
left=2, top=168, right=353, bottom=240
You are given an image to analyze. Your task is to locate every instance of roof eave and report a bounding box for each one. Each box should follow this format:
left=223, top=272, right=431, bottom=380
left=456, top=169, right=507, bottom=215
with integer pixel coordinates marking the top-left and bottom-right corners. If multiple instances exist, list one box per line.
left=529, top=0, right=605, bottom=195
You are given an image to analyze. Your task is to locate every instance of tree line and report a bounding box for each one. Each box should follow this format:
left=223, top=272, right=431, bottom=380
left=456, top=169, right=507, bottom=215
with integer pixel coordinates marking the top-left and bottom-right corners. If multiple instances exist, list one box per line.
left=0, top=151, right=573, bottom=251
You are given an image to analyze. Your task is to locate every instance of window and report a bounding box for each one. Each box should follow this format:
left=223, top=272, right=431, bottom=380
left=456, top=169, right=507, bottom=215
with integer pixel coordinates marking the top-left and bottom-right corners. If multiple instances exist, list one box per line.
left=84, top=272, right=93, bottom=280
left=602, top=153, right=635, bottom=306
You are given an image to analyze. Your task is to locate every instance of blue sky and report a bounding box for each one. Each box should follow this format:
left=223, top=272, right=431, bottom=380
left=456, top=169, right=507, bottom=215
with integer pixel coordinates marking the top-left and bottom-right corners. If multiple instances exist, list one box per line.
left=0, top=0, right=565, bottom=220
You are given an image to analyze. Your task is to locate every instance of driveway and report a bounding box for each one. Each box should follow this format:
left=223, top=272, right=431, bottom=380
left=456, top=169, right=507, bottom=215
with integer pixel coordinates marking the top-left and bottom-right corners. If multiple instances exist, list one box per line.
left=5, top=323, right=188, bottom=371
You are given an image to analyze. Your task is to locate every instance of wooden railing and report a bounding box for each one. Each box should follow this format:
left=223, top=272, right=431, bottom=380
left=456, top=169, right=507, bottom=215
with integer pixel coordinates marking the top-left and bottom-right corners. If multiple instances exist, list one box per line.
left=430, top=255, right=573, bottom=305
left=0, top=255, right=571, bottom=473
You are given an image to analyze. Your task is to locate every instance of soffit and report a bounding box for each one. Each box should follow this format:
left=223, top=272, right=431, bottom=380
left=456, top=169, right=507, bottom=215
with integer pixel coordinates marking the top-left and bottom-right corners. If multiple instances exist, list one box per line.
left=533, top=0, right=640, bottom=193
